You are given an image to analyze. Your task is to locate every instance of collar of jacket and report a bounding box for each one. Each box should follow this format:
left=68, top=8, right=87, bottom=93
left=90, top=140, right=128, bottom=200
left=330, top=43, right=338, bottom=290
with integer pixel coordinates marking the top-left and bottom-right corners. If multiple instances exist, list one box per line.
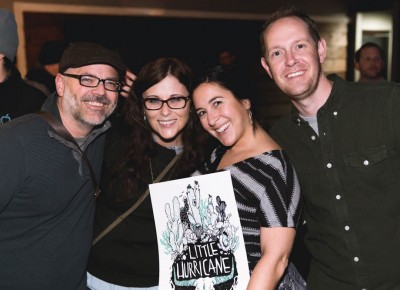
left=41, top=93, right=111, bottom=150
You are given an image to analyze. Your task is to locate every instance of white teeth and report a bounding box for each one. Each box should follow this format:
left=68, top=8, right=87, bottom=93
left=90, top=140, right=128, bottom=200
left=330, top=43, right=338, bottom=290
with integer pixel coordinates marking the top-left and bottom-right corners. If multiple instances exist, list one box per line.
left=87, top=101, right=103, bottom=107
left=287, top=71, right=304, bottom=78
left=159, top=120, right=175, bottom=125
left=216, top=122, right=230, bottom=133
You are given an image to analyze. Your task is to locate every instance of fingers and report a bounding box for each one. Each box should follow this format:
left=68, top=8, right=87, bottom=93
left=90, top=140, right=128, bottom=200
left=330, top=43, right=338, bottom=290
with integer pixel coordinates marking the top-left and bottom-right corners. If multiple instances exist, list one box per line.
left=126, top=70, right=137, bottom=82
left=120, top=70, right=137, bottom=98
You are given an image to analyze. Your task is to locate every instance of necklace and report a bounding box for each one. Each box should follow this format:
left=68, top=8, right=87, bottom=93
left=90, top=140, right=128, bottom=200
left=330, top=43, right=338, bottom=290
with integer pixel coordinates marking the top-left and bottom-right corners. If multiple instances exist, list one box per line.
left=148, top=154, right=181, bottom=184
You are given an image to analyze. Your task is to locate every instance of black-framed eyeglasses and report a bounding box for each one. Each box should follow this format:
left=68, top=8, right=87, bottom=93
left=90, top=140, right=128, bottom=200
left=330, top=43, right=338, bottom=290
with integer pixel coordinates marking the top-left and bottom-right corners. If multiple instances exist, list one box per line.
left=143, top=96, right=190, bottom=110
left=62, top=73, right=121, bottom=92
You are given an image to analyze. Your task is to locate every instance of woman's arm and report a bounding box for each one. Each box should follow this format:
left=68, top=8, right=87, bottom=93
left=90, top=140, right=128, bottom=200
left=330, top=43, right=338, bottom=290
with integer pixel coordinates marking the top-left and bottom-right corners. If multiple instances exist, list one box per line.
left=246, top=227, right=296, bottom=290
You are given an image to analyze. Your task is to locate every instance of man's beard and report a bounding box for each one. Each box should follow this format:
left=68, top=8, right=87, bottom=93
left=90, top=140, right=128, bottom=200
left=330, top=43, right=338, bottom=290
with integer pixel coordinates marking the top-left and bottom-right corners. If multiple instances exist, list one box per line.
left=64, top=89, right=117, bottom=127
left=285, top=64, right=322, bottom=102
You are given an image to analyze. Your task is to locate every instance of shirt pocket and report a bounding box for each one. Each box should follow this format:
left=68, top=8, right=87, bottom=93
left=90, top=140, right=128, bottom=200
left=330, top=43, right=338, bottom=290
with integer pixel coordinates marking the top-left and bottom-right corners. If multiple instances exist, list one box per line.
left=344, top=145, right=388, bottom=168
left=343, top=145, right=393, bottom=197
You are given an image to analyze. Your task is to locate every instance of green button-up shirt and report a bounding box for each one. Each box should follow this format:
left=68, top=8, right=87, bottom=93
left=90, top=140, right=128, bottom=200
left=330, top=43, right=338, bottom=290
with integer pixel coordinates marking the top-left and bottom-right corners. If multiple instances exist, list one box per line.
left=270, top=74, right=400, bottom=290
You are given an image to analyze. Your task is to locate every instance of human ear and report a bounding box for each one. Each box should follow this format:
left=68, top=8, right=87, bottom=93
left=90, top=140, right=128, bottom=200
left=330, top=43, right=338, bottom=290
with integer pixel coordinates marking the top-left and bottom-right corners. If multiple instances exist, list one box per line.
left=261, top=57, right=273, bottom=79
left=317, top=38, right=327, bottom=64
left=55, top=73, right=65, bottom=96
left=241, top=99, right=251, bottom=110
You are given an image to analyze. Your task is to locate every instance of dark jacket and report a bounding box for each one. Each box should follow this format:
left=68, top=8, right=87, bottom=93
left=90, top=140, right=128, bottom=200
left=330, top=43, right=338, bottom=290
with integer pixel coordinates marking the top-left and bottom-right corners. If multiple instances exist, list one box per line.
left=0, top=94, right=110, bottom=289
left=0, top=65, right=47, bottom=124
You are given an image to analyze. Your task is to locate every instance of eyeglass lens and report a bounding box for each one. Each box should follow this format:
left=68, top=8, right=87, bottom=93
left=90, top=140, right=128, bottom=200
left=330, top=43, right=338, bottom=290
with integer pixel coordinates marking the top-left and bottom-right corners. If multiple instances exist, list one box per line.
left=62, top=73, right=120, bottom=92
left=80, top=76, right=120, bottom=91
left=144, top=97, right=189, bottom=110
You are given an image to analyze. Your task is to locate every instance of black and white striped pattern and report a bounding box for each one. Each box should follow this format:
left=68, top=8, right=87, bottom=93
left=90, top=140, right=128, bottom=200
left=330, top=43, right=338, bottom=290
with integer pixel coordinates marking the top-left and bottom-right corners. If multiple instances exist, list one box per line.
left=197, top=146, right=302, bottom=271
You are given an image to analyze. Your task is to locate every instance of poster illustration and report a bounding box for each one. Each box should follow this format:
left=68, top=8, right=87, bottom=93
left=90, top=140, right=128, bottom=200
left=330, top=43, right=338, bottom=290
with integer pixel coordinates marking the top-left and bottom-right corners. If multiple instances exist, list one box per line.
left=150, top=171, right=250, bottom=290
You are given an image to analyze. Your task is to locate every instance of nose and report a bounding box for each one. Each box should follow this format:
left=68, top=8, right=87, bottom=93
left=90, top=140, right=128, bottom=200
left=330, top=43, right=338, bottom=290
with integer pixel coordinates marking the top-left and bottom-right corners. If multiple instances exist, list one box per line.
left=160, top=102, right=171, bottom=116
left=285, top=51, right=298, bottom=67
left=92, top=81, right=107, bottom=95
left=207, top=111, right=219, bottom=127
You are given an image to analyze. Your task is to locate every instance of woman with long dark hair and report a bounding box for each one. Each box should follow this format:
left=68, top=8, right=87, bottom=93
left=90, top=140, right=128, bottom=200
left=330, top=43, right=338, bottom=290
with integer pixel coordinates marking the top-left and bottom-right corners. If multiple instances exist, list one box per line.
left=87, top=57, right=210, bottom=290
left=192, top=66, right=306, bottom=290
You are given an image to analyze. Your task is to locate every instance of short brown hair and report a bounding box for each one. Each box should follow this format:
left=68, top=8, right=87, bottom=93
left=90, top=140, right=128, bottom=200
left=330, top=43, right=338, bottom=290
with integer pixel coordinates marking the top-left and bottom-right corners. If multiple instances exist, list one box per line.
left=354, top=42, right=384, bottom=62
left=259, top=5, right=321, bottom=58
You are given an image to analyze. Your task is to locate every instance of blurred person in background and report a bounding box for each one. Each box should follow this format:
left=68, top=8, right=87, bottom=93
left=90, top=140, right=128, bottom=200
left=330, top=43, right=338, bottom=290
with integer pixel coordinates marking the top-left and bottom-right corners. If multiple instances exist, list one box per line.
left=26, top=40, right=66, bottom=96
left=0, top=8, right=46, bottom=125
left=354, top=42, right=386, bottom=83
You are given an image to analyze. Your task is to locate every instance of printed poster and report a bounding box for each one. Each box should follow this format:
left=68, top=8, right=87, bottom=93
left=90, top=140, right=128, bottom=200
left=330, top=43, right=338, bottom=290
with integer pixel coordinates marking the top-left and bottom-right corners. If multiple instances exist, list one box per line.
left=150, top=171, right=250, bottom=290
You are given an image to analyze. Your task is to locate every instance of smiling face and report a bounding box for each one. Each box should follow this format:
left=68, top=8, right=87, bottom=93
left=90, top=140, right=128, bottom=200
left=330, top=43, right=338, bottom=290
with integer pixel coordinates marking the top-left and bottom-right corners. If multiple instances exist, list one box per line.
left=56, top=64, right=119, bottom=138
left=193, top=82, right=252, bottom=148
left=143, top=75, right=190, bottom=147
left=261, top=16, right=326, bottom=102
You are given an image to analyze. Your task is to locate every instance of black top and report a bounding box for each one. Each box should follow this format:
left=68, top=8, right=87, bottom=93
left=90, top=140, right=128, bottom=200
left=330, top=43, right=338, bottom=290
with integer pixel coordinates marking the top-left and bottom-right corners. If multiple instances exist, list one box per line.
left=87, top=123, right=185, bottom=287
left=270, top=74, right=400, bottom=289
left=0, top=65, right=47, bottom=124
left=195, top=146, right=303, bottom=272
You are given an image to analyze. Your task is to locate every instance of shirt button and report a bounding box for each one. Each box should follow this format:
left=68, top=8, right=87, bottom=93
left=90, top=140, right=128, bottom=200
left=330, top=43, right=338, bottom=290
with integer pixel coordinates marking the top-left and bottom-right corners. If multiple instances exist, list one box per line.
left=333, top=111, right=338, bottom=116
left=363, top=160, right=369, bottom=166
left=336, top=195, right=341, bottom=200
left=311, top=135, right=316, bottom=140
left=327, top=163, right=332, bottom=168
left=354, top=257, right=359, bottom=262
left=345, top=225, right=350, bottom=231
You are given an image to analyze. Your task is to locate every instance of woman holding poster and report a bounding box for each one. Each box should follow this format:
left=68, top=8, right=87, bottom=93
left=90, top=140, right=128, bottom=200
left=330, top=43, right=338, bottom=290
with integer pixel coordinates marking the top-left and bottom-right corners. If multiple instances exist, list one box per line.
left=192, top=66, right=306, bottom=289
left=87, top=57, right=210, bottom=290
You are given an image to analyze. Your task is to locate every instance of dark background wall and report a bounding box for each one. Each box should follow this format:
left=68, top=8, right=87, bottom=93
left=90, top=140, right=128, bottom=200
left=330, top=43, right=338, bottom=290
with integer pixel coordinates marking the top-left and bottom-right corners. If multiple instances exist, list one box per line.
left=22, top=10, right=287, bottom=126
left=8, top=0, right=400, bottom=125
left=24, top=12, right=263, bottom=74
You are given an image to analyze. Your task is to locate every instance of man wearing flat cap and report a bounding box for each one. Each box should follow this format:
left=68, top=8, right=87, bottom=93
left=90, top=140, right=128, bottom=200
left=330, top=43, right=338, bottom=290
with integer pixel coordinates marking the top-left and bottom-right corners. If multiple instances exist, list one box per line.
left=0, top=41, right=126, bottom=289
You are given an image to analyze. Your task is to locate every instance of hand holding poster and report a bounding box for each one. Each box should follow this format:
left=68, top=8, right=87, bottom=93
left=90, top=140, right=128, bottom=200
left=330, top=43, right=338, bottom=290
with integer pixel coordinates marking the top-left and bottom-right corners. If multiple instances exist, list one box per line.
left=150, top=171, right=250, bottom=289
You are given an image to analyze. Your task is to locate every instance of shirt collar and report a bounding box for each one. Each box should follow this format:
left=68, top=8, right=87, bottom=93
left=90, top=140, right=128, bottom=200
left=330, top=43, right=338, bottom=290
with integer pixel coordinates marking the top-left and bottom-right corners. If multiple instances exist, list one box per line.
left=43, top=92, right=111, bottom=145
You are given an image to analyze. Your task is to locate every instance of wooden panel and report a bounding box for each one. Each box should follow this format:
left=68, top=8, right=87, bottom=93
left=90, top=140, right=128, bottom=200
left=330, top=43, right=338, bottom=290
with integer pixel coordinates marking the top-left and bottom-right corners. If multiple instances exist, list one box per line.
left=23, top=13, right=65, bottom=69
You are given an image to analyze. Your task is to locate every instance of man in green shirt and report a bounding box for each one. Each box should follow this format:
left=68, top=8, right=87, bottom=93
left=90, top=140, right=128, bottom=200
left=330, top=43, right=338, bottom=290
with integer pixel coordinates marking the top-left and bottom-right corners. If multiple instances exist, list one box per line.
left=259, top=5, right=400, bottom=290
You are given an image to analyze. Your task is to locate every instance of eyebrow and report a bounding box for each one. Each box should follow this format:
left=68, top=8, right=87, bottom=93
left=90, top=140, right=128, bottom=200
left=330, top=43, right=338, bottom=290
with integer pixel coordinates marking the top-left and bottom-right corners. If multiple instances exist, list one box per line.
left=268, top=38, right=310, bottom=51
left=79, top=73, right=119, bottom=81
left=208, top=96, right=223, bottom=103
left=195, top=96, right=222, bottom=112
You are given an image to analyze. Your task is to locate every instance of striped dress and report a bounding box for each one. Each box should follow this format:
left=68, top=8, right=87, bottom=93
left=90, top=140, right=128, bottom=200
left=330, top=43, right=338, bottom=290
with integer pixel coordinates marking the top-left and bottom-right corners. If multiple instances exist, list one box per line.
left=194, top=146, right=306, bottom=289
